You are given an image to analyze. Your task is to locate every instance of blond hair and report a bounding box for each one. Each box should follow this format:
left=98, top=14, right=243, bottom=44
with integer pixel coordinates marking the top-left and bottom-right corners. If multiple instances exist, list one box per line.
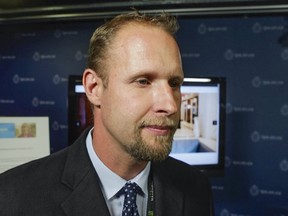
left=87, top=11, right=179, bottom=86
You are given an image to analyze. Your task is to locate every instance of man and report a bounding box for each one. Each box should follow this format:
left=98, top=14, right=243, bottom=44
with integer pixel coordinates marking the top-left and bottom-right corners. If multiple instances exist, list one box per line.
left=0, top=11, right=214, bottom=215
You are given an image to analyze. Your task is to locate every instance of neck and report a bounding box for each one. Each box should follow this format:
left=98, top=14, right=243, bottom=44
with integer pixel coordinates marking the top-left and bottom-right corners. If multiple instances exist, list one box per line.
left=92, top=127, right=148, bottom=180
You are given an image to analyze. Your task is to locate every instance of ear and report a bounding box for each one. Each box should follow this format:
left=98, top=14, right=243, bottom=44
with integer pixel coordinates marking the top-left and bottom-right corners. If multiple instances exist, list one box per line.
left=82, top=69, right=104, bottom=107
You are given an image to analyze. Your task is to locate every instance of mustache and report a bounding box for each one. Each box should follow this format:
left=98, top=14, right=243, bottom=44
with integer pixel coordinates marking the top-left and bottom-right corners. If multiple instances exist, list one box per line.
left=138, top=117, right=178, bottom=129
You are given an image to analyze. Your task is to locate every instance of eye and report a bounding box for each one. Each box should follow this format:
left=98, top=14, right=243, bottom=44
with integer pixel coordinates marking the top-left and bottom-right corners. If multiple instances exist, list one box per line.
left=169, top=78, right=182, bottom=89
left=135, top=78, right=151, bottom=86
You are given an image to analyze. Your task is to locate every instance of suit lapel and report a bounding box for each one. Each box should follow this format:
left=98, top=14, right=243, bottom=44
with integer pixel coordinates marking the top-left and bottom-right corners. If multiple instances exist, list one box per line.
left=152, top=161, right=184, bottom=216
left=60, top=128, right=110, bottom=216
left=59, top=129, right=185, bottom=216
left=61, top=169, right=110, bottom=216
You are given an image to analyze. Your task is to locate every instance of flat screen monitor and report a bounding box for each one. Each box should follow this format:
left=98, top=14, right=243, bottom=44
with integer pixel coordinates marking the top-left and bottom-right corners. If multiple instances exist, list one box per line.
left=68, top=75, right=226, bottom=176
left=170, top=77, right=226, bottom=176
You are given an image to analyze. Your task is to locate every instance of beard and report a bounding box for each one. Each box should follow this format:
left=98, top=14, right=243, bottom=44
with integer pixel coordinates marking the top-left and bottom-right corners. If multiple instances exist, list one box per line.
left=122, top=117, right=178, bottom=162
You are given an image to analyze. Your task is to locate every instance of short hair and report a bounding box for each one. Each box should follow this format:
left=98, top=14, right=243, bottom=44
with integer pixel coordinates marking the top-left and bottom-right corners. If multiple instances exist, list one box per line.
left=87, top=10, right=179, bottom=86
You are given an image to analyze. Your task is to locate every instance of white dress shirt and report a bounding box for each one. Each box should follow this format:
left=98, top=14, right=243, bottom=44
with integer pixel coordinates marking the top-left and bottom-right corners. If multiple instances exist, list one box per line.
left=86, top=129, right=151, bottom=216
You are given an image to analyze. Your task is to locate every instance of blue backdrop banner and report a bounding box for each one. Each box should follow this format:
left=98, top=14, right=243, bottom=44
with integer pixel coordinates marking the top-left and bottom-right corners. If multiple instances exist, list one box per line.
left=0, top=15, right=288, bottom=215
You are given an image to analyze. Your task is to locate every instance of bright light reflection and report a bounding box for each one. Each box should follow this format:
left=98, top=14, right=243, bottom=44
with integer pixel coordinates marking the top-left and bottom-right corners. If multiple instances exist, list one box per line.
left=184, top=78, right=212, bottom=82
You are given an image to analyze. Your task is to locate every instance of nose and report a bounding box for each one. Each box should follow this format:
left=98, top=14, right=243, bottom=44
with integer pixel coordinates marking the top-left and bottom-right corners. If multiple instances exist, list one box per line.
left=153, top=83, right=180, bottom=116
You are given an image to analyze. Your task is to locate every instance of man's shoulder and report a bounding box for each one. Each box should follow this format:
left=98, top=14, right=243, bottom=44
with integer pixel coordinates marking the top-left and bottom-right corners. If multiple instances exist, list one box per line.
left=0, top=147, right=69, bottom=183
left=0, top=127, right=91, bottom=183
left=153, top=156, right=208, bottom=182
left=153, top=156, right=212, bottom=199
left=155, top=156, right=200, bottom=172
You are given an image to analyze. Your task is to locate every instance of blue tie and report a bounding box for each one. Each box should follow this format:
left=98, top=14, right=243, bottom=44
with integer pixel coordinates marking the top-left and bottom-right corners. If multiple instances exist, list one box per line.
left=118, top=182, right=143, bottom=216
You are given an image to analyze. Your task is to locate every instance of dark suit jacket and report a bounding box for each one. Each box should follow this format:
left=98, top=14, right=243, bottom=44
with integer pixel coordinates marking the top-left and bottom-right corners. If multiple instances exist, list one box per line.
left=0, top=128, right=214, bottom=216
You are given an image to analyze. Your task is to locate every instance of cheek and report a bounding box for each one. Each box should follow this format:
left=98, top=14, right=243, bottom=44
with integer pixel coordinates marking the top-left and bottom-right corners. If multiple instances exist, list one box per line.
left=103, top=83, right=153, bottom=120
left=122, top=96, right=149, bottom=118
left=104, top=90, right=147, bottom=119
left=174, top=92, right=181, bottom=105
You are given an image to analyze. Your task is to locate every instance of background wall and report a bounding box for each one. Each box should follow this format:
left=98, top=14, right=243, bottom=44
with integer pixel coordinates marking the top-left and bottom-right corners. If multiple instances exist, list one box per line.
left=0, top=13, right=288, bottom=215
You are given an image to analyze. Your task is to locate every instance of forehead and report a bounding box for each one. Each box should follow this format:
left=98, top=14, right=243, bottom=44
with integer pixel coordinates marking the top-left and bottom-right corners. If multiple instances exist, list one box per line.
left=102, top=24, right=183, bottom=82
left=107, top=23, right=182, bottom=72
left=113, top=22, right=172, bottom=47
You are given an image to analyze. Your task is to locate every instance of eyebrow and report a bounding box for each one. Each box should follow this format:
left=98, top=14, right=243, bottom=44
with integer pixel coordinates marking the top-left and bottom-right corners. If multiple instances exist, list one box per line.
left=127, top=69, right=184, bottom=81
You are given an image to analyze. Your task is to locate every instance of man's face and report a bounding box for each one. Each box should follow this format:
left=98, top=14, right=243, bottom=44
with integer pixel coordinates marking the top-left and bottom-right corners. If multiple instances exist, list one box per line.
left=100, top=24, right=184, bottom=162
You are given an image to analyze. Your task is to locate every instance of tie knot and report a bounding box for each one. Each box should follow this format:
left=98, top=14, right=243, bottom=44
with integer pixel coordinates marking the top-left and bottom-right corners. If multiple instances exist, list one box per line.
left=117, top=182, right=143, bottom=216
left=116, top=182, right=144, bottom=198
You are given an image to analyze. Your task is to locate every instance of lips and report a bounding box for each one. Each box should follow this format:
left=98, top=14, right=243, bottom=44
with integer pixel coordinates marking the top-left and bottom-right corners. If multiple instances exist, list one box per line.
left=143, top=125, right=174, bottom=136
left=138, top=117, right=177, bottom=136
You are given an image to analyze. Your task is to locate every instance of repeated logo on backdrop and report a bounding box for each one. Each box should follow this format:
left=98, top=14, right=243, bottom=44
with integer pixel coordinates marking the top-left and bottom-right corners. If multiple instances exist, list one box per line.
left=0, top=15, right=287, bottom=215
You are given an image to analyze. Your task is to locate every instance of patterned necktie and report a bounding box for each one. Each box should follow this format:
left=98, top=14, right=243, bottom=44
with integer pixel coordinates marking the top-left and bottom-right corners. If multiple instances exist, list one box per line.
left=117, top=182, right=143, bottom=216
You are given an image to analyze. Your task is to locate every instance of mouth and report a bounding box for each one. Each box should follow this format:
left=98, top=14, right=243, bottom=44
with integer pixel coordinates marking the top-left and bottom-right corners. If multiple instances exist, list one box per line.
left=142, top=124, right=175, bottom=136
left=138, top=117, right=178, bottom=136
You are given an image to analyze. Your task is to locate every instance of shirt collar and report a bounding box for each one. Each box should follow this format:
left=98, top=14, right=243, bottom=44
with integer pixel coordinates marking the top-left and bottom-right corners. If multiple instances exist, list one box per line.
left=86, top=128, right=151, bottom=200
